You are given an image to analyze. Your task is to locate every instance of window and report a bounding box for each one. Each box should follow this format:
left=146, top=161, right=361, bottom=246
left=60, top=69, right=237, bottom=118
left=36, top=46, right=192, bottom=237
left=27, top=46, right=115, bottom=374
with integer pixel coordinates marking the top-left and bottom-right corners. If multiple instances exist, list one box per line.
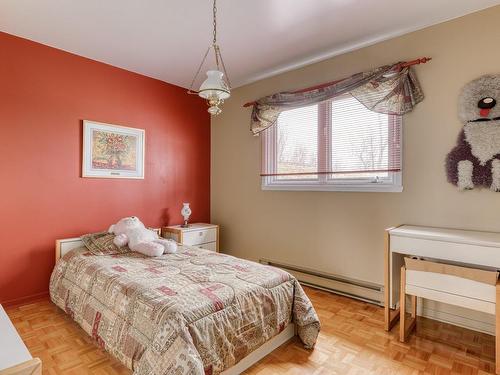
left=261, top=94, right=402, bottom=192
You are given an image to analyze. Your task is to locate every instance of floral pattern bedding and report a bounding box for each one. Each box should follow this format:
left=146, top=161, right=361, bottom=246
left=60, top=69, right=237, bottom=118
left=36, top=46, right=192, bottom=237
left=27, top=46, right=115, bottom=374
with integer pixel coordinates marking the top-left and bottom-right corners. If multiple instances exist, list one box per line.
left=49, top=245, right=320, bottom=374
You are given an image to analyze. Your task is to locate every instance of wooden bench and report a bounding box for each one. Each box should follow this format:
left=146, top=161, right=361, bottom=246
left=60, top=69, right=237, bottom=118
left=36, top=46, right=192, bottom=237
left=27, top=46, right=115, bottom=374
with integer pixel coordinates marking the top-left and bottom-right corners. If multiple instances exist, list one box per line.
left=400, top=257, right=499, bottom=342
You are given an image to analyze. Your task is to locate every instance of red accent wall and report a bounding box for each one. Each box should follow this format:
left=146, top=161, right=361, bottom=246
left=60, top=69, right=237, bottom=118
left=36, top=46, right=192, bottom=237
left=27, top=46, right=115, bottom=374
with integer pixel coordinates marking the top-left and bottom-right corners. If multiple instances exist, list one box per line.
left=0, top=32, right=211, bottom=305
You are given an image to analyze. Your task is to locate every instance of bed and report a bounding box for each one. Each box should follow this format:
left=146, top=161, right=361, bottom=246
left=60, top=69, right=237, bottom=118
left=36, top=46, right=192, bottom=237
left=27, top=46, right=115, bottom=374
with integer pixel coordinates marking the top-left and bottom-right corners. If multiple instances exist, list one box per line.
left=49, top=236, right=320, bottom=375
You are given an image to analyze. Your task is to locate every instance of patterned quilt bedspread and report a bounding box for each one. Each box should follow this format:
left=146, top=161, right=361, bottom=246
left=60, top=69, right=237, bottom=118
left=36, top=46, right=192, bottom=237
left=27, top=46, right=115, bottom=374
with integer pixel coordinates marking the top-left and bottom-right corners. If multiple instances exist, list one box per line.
left=49, top=245, right=320, bottom=374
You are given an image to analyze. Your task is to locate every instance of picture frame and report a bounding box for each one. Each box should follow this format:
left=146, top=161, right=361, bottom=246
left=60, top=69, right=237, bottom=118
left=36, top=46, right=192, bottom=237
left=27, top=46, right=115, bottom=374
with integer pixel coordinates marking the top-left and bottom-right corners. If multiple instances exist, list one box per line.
left=82, top=120, right=145, bottom=179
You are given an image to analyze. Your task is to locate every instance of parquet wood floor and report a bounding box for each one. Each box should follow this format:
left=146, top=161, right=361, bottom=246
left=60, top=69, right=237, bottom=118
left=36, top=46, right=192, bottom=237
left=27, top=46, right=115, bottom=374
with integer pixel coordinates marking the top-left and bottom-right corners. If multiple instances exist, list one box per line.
left=5, top=287, right=496, bottom=374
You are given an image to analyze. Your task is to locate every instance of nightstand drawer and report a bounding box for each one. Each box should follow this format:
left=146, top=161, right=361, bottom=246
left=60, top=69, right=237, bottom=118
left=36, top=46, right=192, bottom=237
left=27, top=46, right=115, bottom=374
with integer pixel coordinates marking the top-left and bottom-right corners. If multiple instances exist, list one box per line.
left=198, top=242, right=217, bottom=252
left=183, top=228, right=217, bottom=246
left=161, top=223, right=219, bottom=252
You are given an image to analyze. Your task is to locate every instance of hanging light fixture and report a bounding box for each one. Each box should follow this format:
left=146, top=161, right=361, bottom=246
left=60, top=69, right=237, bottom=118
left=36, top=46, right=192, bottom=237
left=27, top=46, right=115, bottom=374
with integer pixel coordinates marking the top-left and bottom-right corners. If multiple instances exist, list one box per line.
left=188, top=0, right=231, bottom=116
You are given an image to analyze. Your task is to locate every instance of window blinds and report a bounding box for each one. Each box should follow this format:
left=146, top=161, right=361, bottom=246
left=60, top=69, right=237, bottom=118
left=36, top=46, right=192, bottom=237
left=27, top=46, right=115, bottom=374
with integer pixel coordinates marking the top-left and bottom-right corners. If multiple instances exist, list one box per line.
left=261, top=94, right=401, bottom=178
left=275, top=104, right=318, bottom=178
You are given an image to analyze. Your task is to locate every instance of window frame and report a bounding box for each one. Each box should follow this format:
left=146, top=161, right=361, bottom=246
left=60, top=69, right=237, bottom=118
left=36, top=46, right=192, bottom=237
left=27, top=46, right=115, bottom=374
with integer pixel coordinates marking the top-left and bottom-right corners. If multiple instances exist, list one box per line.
left=261, top=98, right=403, bottom=193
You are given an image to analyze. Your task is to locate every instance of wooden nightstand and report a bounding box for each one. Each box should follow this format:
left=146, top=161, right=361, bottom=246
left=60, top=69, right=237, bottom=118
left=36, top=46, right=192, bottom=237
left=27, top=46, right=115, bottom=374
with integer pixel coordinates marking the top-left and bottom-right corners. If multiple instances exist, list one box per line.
left=161, top=223, right=219, bottom=252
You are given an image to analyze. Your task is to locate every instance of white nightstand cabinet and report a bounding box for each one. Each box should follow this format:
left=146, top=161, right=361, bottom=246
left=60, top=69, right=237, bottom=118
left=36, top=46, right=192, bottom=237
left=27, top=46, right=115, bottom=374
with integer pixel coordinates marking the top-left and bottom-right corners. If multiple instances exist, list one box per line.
left=161, top=223, right=219, bottom=252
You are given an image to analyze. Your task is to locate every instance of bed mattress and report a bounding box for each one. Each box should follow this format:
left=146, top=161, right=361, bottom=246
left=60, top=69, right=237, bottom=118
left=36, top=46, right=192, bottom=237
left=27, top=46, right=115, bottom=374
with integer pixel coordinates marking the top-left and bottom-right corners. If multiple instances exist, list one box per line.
left=49, top=245, right=320, bottom=374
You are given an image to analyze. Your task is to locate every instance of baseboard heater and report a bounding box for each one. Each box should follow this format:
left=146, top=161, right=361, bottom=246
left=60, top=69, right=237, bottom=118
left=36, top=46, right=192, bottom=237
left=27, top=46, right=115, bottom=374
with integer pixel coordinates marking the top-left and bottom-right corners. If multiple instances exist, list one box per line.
left=259, top=258, right=384, bottom=306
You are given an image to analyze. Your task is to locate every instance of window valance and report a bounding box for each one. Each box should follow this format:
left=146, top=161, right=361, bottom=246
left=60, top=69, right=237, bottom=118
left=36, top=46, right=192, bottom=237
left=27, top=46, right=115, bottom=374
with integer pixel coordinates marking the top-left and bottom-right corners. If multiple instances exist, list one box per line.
left=248, top=60, right=427, bottom=136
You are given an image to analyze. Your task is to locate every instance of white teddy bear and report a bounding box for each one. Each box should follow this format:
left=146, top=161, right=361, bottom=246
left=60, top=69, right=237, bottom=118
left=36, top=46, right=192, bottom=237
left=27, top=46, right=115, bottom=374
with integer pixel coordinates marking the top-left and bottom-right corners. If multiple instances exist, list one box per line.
left=108, top=216, right=177, bottom=257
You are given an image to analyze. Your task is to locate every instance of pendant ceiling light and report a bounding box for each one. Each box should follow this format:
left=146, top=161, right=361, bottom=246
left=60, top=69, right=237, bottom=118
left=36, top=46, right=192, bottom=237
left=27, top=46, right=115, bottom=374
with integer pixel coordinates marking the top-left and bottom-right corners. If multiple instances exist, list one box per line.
left=188, top=0, right=231, bottom=116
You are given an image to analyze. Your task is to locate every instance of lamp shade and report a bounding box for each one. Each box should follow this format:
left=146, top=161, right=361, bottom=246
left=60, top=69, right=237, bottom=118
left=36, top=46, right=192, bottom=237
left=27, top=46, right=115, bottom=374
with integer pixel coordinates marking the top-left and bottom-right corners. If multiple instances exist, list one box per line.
left=198, top=70, right=230, bottom=100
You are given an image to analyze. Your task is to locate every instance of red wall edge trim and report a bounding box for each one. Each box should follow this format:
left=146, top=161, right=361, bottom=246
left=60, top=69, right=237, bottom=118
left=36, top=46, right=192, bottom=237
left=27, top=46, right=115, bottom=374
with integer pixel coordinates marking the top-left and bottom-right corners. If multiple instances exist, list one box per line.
left=0, top=31, right=211, bottom=304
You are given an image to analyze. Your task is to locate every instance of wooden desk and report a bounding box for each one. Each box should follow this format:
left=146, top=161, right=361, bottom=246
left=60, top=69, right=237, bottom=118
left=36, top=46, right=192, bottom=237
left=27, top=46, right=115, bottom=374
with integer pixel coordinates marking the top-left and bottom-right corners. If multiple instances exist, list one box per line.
left=384, top=225, right=500, bottom=374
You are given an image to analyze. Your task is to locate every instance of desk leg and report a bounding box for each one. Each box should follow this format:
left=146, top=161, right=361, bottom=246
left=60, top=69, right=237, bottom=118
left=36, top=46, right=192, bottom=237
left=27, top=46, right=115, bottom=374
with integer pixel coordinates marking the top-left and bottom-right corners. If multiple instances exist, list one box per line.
left=384, top=229, right=400, bottom=331
left=399, top=266, right=416, bottom=342
left=399, top=266, right=406, bottom=341
left=496, top=279, right=500, bottom=375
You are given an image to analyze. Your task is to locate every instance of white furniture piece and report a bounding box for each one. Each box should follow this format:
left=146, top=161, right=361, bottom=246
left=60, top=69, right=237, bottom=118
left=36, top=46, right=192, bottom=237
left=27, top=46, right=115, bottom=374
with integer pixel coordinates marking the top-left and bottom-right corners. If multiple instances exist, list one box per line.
left=0, top=305, right=41, bottom=375
left=54, top=234, right=295, bottom=375
left=384, top=225, right=500, bottom=374
left=400, top=257, right=498, bottom=338
left=161, top=223, right=219, bottom=252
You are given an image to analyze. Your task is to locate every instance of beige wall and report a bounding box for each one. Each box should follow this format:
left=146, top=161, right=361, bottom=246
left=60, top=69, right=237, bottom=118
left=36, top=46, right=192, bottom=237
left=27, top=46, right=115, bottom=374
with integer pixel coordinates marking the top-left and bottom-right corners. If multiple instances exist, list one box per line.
left=211, top=7, right=500, bottom=286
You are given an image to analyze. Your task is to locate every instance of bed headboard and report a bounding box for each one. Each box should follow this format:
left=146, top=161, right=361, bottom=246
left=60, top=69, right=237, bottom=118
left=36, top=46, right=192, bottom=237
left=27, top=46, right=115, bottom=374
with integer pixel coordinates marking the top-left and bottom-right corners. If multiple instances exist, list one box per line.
left=55, top=228, right=161, bottom=263
left=55, top=237, right=84, bottom=262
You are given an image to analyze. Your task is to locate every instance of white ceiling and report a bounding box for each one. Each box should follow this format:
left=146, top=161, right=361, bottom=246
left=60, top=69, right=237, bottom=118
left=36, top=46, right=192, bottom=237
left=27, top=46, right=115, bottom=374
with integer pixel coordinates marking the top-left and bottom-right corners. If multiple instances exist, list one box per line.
left=1, top=0, right=499, bottom=89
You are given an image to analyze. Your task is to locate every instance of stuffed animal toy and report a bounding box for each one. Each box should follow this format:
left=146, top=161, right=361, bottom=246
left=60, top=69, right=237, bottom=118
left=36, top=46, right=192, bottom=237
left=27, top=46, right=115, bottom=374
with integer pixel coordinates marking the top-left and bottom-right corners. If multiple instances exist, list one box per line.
left=108, top=216, right=177, bottom=257
left=446, top=74, right=500, bottom=191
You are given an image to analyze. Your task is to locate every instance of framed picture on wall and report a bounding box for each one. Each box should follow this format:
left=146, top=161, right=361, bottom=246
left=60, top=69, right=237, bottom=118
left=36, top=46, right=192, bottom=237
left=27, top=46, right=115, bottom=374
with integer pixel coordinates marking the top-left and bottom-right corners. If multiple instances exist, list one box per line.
left=82, top=120, right=145, bottom=179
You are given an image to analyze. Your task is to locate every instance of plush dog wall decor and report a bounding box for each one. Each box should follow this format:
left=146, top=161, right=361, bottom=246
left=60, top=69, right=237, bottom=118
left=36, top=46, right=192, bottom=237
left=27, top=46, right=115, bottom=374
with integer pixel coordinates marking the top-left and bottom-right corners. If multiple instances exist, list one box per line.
left=446, top=75, right=500, bottom=191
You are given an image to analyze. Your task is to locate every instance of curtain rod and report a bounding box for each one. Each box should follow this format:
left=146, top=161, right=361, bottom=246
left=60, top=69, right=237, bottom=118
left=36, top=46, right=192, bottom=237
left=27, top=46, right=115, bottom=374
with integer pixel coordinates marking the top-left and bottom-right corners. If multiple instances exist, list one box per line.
left=242, top=57, right=432, bottom=108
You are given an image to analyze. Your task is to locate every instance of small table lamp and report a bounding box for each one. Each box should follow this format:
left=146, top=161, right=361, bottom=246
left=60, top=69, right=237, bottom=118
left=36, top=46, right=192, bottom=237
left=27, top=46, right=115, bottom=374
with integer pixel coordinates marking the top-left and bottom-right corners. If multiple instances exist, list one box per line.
left=181, top=203, right=192, bottom=228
